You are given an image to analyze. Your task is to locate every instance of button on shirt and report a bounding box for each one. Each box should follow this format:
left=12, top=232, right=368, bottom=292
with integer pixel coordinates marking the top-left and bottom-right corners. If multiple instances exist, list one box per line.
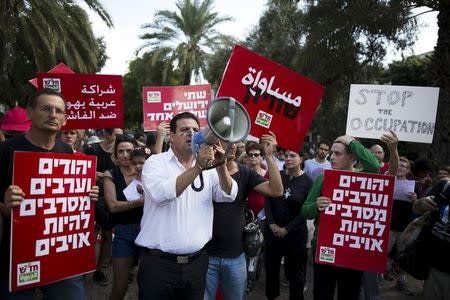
left=135, top=148, right=238, bottom=254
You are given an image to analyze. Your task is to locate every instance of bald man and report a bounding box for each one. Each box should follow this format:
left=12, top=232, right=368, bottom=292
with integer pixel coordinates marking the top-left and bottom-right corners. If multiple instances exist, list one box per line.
left=370, top=144, right=390, bottom=174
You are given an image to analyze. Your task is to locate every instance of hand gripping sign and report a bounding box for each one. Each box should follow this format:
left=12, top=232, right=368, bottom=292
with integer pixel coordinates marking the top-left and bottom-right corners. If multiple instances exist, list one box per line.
left=217, top=44, right=324, bottom=152
left=10, top=152, right=97, bottom=292
left=315, top=169, right=394, bottom=273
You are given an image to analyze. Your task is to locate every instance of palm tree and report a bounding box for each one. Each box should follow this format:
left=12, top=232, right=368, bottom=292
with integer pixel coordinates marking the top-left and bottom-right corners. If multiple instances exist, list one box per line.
left=139, top=0, right=233, bottom=85
left=0, top=0, right=113, bottom=107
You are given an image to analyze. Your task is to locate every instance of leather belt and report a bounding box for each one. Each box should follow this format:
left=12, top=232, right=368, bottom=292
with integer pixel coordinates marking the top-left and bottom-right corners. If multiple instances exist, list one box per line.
left=144, top=247, right=205, bottom=264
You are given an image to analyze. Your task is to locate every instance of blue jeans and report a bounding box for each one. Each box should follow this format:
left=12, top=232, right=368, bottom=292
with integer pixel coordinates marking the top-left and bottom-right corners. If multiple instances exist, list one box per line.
left=0, top=275, right=86, bottom=300
left=203, top=253, right=247, bottom=300
left=112, top=223, right=140, bottom=258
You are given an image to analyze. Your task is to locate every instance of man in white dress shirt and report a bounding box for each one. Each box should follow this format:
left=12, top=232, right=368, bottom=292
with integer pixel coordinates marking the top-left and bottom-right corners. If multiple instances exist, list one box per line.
left=135, top=112, right=238, bottom=300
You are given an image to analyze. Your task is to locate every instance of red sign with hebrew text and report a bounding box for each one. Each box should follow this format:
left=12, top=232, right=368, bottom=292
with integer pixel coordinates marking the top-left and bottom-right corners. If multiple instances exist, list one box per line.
left=142, top=84, right=211, bottom=131
left=217, top=44, right=325, bottom=152
left=37, top=73, right=124, bottom=129
left=10, top=152, right=97, bottom=291
left=315, top=169, right=394, bottom=272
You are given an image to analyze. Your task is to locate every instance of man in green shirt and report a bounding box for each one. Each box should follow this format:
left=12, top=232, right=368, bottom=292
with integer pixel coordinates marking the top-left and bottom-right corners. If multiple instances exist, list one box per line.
left=301, top=135, right=380, bottom=300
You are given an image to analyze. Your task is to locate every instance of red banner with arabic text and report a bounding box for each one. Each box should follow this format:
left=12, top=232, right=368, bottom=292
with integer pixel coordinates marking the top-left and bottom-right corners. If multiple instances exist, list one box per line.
left=37, top=73, right=124, bottom=129
left=10, top=152, right=97, bottom=291
left=142, top=84, right=211, bottom=131
left=315, top=169, right=394, bottom=273
left=217, top=44, right=325, bottom=152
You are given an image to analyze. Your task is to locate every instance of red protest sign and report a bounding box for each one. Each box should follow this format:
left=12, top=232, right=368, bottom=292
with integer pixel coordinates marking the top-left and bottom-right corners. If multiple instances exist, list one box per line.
left=37, top=73, right=124, bottom=129
left=217, top=44, right=325, bottom=152
left=142, top=84, right=211, bottom=131
left=29, top=63, right=75, bottom=88
left=10, top=152, right=97, bottom=292
left=315, top=169, right=394, bottom=273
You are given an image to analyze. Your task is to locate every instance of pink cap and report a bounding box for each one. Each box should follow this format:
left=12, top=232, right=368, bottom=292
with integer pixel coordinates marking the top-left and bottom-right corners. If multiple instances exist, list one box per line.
left=1, top=107, right=31, bottom=132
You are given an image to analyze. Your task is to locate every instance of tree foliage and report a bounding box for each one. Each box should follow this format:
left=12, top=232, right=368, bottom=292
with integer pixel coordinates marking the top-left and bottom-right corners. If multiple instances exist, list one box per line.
left=139, top=0, right=233, bottom=85
left=381, top=55, right=429, bottom=86
left=123, top=50, right=182, bottom=129
left=0, top=0, right=112, bottom=107
left=245, top=0, right=448, bottom=166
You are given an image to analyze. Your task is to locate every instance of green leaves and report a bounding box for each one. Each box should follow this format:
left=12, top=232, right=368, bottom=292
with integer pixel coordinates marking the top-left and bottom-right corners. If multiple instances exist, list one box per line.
left=139, top=0, right=232, bottom=85
left=0, top=0, right=112, bottom=107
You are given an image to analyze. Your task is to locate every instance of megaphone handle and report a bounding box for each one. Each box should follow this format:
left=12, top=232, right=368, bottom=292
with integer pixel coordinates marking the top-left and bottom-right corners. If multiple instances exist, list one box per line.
left=203, top=142, right=232, bottom=170
left=228, top=98, right=236, bottom=143
left=191, top=172, right=204, bottom=192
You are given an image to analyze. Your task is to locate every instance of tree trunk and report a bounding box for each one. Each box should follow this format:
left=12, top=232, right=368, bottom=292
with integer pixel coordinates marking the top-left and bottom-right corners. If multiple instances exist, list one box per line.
left=430, top=2, right=450, bottom=167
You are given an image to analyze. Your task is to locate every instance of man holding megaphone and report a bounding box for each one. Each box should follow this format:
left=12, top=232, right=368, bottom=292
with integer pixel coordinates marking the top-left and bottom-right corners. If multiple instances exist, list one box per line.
left=135, top=111, right=238, bottom=300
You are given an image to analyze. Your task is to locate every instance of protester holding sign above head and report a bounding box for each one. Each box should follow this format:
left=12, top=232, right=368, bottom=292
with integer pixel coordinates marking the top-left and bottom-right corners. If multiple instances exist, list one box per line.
left=0, top=88, right=99, bottom=299
left=135, top=112, right=238, bottom=300
left=102, top=136, right=146, bottom=300
left=301, top=135, right=380, bottom=300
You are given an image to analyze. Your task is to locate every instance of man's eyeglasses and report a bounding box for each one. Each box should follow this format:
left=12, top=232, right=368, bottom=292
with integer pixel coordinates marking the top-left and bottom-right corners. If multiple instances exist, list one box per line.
left=247, top=153, right=261, bottom=158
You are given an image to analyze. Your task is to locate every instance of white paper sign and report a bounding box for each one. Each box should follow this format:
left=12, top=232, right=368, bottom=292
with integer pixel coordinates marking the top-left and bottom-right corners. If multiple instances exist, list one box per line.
left=123, top=179, right=142, bottom=201
left=393, top=179, right=415, bottom=201
left=346, top=84, right=439, bottom=143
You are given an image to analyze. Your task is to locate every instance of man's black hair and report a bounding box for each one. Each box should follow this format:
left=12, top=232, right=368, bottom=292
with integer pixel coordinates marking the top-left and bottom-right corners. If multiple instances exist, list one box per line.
left=170, top=112, right=200, bottom=133
left=104, top=129, right=114, bottom=136
left=318, top=140, right=331, bottom=149
left=28, top=88, right=66, bottom=109
left=411, top=158, right=433, bottom=177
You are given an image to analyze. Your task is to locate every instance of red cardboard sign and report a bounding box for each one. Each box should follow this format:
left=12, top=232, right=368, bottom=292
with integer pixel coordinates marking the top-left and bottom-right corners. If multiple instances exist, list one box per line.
left=10, top=152, right=97, bottom=292
left=315, top=170, right=394, bottom=273
left=37, top=73, right=124, bottom=129
left=217, top=44, right=325, bottom=152
left=29, top=63, right=75, bottom=88
left=142, top=84, right=211, bottom=131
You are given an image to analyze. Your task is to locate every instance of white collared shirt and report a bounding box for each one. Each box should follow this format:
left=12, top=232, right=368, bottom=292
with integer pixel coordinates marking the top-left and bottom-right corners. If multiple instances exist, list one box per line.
left=135, top=148, right=238, bottom=254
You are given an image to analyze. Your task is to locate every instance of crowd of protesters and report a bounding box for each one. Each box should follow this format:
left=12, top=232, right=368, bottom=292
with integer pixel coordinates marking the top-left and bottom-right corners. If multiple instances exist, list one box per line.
left=0, top=89, right=449, bottom=300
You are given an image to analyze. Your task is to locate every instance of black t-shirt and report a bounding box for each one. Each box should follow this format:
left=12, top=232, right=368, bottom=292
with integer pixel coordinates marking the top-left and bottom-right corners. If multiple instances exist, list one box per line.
left=85, top=143, right=114, bottom=172
left=265, top=171, right=312, bottom=245
left=390, top=199, right=413, bottom=232
left=0, top=134, right=73, bottom=280
left=206, top=164, right=265, bottom=258
left=428, top=181, right=450, bottom=274
left=109, top=165, right=143, bottom=225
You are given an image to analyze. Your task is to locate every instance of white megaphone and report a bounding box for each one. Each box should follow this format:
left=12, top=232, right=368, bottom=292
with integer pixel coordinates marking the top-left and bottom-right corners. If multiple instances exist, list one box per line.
left=191, top=97, right=250, bottom=191
left=192, top=96, right=250, bottom=161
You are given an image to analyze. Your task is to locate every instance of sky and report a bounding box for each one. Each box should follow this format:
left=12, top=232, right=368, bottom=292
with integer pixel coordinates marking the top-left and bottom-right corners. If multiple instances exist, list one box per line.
left=84, top=1, right=438, bottom=75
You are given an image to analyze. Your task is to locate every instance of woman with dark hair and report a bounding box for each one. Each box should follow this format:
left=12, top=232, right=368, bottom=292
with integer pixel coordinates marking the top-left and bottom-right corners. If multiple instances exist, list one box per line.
left=264, top=150, right=312, bottom=300
left=102, top=135, right=144, bottom=300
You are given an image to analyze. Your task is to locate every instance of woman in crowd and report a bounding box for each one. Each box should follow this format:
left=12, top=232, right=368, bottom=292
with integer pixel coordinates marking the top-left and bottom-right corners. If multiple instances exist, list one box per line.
left=264, top=150, right=312, bottom=300
left=60, top=129, right=80, bottom=152
left=247, top=141, right=268, bottom=216
left=102, top=135, right=147, bottom=300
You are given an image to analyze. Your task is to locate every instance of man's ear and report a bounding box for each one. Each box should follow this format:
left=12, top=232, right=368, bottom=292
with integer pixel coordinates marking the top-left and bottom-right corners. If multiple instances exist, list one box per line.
left=61, top=115, right=67, bottom=127
left=26, top=106, right=33, bottom=120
